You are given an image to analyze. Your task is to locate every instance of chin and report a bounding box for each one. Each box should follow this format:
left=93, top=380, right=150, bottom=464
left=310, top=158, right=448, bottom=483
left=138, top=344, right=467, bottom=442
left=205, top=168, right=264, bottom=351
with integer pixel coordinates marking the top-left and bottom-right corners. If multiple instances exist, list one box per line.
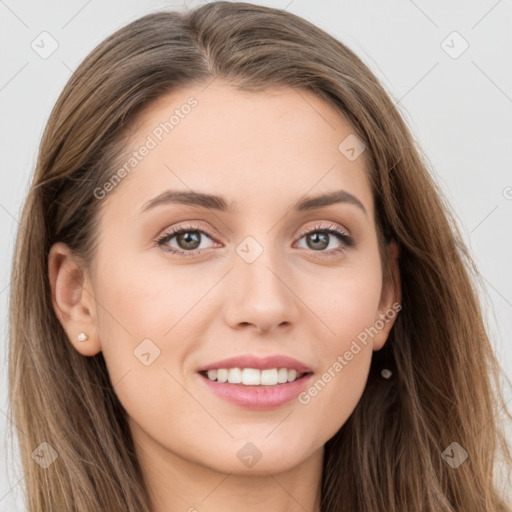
left=197, top=435, right=317, bottom=476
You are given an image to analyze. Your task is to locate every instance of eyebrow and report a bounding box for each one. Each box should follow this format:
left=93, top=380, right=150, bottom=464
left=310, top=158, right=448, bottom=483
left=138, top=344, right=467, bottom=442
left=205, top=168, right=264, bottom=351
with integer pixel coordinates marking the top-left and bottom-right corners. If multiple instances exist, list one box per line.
left=140, top=189, right=367, bottom=216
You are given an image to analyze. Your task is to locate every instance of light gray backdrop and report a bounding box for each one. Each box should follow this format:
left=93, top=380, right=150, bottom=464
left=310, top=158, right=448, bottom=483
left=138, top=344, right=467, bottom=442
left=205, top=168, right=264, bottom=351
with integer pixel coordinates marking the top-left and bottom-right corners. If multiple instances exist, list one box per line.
left=1, top=1, right=511, bottom=509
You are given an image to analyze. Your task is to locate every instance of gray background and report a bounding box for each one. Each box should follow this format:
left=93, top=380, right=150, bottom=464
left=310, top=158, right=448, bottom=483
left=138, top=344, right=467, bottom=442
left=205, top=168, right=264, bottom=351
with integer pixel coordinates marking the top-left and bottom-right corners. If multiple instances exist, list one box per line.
left=1, top=0, right=511, bottom=509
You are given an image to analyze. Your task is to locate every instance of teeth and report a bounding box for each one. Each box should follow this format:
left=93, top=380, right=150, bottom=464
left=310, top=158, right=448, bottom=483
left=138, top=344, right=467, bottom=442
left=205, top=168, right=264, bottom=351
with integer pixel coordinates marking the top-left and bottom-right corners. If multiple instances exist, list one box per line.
left=242, top=368, right=261, bottom=385
left=277, top=368, right=288, bottom=383
left=287, top=369, right=297, bottom=382
left=260, top=369, right=277, bottom=386
left=217, top=369, right=228, bottom=383
left=228, top=367, right=242, bottom=383
left=204, top=368, right=303, bottom=386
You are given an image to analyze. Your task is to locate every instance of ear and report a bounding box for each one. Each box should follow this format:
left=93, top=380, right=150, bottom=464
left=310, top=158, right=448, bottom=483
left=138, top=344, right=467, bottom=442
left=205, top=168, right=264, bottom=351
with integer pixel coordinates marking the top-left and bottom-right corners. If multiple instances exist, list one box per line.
left=372, top=239, right=402, bottom=351
left=48, top=242, right=101, bottom=356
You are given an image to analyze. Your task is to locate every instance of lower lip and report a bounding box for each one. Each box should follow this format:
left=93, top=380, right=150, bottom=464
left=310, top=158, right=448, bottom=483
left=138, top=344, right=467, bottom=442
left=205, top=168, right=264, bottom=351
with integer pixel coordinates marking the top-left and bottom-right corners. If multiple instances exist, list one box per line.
left=199, top=372, right=314, bottom=410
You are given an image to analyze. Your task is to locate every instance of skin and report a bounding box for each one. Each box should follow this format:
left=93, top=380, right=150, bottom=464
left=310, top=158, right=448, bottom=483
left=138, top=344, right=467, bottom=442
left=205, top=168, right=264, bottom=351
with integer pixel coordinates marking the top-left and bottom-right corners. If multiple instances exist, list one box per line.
left=49, top=81, right=401, bottom=512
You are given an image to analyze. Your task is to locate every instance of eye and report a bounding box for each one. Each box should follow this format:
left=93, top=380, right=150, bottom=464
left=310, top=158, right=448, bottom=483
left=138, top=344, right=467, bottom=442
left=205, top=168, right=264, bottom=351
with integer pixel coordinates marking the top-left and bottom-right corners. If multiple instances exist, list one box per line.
left=294, top=223, right=355, bottom=256
left=155, top=224, right=219, bottom=257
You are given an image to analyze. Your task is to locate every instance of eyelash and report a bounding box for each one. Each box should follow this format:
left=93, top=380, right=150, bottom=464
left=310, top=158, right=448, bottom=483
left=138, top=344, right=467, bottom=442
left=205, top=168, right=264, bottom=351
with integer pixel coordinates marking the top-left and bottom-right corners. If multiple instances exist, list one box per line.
left=154, top=222, right=355, bottom=258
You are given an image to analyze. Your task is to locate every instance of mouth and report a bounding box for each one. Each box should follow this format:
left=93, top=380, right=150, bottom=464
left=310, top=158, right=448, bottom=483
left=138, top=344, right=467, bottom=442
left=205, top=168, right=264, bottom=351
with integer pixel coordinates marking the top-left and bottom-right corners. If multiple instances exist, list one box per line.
left=197, top=368, right=314, bottom=410
left=196, top=354, right=314, bottom=409
left=198, top=368, right=312, bottom=386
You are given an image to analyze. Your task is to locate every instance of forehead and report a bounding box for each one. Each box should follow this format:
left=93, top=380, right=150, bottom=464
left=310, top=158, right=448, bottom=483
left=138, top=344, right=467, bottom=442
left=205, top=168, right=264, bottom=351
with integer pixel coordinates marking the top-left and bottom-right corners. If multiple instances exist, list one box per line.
left=100, top=81, right=374, bottom=221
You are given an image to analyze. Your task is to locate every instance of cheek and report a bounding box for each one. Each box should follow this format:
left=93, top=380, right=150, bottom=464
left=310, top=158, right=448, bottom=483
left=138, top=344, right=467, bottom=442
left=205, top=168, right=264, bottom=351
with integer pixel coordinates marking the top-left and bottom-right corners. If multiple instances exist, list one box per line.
left=295, top=257, right=382, bottom=433
left=90, top=258, right=210, bottom=443
left=297, top=345, right=373, bottom=449
left=304, top=257, right=383, bottom=342
left=91, top=251, right=210, bottom=388
left=93, top=249, right=215, bottom=342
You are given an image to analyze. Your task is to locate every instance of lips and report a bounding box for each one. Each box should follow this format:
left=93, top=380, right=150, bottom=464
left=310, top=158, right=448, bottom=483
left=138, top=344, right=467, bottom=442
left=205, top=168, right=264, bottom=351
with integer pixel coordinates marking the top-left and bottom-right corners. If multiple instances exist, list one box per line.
left=198, top=370, right=314, bottom=410
left=197, top=354, right=313, bottom=373
left=196, top=354, right=314, bottom=409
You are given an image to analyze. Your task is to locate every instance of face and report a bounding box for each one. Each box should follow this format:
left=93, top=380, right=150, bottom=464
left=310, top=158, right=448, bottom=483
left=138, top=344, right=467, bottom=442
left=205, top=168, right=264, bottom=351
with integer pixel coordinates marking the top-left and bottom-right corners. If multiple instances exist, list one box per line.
left=51, top=81, right=400, bottom=477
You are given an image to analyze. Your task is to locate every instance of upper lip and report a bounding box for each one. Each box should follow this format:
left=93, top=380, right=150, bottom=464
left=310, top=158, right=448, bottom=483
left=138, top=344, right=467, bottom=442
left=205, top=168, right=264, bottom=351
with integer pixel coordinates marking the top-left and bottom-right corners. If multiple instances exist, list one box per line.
left=198, top=355, right=313, bottom=373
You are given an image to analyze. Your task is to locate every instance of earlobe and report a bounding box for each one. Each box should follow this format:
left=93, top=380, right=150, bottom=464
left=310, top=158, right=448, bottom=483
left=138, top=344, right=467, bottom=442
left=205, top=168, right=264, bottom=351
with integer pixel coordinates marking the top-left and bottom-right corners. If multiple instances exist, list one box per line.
left=373, top=239, right=402, bottom=351
left=48, top=242, right=101, bottom=356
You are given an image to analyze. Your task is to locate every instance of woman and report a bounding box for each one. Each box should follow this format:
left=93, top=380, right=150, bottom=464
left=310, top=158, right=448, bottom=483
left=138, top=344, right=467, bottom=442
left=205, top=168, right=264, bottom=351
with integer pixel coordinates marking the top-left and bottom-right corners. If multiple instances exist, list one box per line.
left=8, top=2, right=511, bottom=510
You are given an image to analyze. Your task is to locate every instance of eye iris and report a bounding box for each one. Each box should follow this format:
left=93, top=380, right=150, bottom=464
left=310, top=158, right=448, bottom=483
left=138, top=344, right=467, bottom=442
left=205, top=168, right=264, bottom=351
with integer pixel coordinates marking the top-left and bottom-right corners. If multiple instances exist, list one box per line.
left=307, top=232, right=329, bottom=250
left=177, top=231, right=201, bottom=250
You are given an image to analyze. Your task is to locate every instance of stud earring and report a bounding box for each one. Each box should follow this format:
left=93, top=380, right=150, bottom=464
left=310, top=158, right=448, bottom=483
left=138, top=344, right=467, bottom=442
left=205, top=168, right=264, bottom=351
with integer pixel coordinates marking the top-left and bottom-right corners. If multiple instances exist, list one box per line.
left=381, top=368, right=393, bottom=379
left=77, top=332, right=89, bottom=342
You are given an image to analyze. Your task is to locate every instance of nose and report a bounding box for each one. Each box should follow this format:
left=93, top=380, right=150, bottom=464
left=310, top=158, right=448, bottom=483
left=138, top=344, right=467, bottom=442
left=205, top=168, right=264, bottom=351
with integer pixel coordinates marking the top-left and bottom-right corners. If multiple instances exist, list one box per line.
left=223, top=241, right=300, bottom=335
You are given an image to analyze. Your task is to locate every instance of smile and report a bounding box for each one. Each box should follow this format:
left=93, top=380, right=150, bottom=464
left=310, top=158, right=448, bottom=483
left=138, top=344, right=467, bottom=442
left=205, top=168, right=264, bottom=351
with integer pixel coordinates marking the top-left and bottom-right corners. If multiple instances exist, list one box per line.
left=198, top=369, right=313, bottom=410
left=201, top=367, right=305, bottom=386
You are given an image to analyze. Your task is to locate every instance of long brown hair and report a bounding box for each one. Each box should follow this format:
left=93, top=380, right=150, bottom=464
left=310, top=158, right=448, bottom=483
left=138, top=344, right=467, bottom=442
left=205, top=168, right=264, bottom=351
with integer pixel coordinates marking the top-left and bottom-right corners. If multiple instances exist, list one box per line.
left=8, top=2, right=511, bottom=510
